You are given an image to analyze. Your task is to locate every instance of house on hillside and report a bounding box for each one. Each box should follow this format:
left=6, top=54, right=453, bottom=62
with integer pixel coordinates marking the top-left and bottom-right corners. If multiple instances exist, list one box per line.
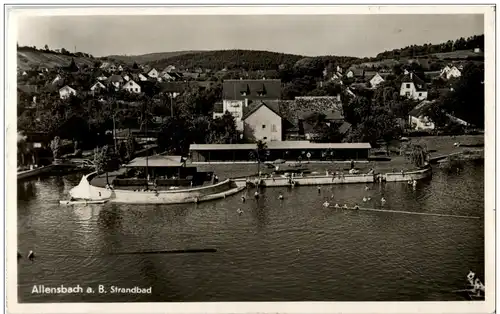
left=214, top=79, right=282, bottom=131
left=123, top=74, right=131, bottom=82
left=118, top=65, right=124, bottom=72
left=59, top=85, right=77, bottom=99
left=345, top=68, right=364, bottom=79
left=162, top=65, right=176, bottom=73
left=147, top=68, right=159, bottom=79
left=242, top=101, right=283, bottom=142
left=160, top=72, right=177, bottom=81
left=399, top=73, right=428, bottom=101
left=440, top=66, right=461, bottom=80
left=100, top=62, right=117, bottom=72
left=90, top=81, right=106, bottom=94
left=408, top=100, right=435, bottom=130
left=369, top=72, right=385, bottom=88
left=108, top=74, right=124, bottom=90
left=138, top=73, right=149, bottom=81
left=122, top=80, right=141, bottom=94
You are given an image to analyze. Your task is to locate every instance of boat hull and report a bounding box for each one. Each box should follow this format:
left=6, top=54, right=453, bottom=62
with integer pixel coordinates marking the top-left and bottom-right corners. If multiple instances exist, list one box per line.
left=73, top=172, right=246, bottom=204
left=59, top=199, right=109, bottom=205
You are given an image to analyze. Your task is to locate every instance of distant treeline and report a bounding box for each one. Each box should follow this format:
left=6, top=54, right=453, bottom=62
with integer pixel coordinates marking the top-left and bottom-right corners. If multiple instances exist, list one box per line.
left=374, top=34, right=484, bottom=60
left=17, top=44, right=94, bottom=59
left=149, top=49, right=361, bottom=73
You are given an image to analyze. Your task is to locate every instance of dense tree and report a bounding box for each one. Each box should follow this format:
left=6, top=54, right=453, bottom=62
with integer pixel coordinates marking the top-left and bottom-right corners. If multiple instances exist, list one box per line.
left=50, top=136, right=61, bottom=159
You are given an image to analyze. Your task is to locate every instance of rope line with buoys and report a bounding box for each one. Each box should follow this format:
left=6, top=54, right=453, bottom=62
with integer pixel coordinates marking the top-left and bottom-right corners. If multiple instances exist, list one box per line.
left=356, top=207, right=480, bottom=220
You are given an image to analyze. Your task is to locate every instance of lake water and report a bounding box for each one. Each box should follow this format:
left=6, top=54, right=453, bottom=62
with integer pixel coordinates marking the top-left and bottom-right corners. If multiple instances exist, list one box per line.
left=17, top=162, right=485, bottom=302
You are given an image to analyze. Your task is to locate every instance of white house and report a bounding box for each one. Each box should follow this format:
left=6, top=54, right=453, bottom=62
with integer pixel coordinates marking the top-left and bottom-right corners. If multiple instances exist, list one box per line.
left=147, top=68, right=159, bottom=78
left=90, top=81, right=106, bottom=93
left=214, top=79, right=282, bottom=131
left=118, top=65, right=124, bottom=71
left=59, top=85, right=76, bottom=99
left=369, top=73, right=385, bottom=88
left=138, top=73, right=148, bottom=81
left=161, top=72, right=176, bottom=81
left=345, top=70, right=354, bottom=78
left=336, top=66, right=343, bottom=73
left=242, top=102, right=283, bottom=142
left=164, top=65, right=176, bottom=73
left=408, top=100, right=435, bottom=131
left=399, top=73, right=428, bottom=101
left=441, top=66, right=461, bottom=80
left=122, top=80, right=141, bottom=94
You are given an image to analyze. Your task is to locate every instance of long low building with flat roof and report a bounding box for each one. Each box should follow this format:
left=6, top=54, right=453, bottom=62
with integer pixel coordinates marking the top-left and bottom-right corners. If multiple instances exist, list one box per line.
left=189, top=141, right=371, bottom=162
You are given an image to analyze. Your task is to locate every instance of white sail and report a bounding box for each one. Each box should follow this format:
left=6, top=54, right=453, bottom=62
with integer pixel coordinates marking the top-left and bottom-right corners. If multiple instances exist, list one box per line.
left=69, top=174, right=112, bottom=200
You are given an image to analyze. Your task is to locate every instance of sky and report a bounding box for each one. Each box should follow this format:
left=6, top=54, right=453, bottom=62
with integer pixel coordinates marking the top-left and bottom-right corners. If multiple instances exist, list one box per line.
left=17, top=14, right=484, bottom=58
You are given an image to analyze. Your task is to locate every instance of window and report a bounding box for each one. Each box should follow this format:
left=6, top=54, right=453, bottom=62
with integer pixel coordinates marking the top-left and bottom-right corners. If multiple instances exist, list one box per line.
left=262, top=125, right=266, bottom=129
left=272, top=124, right=277, bottom=132
left=263, top=137, right=267, bottom=140
left=418, top=93, right=422, bottom=96
left=406, top=84, right=410, bottom=88
left=405, top=92, right=411, bottom=97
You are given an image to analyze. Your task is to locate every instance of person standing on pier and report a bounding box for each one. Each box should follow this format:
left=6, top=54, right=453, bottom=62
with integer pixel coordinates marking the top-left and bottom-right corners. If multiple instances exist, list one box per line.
left=350, top=159, right=355, bottom=170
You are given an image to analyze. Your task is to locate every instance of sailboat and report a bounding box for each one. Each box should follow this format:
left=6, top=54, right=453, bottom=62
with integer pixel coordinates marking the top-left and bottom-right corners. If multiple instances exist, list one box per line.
left=59, top=174, right=112, bottom=205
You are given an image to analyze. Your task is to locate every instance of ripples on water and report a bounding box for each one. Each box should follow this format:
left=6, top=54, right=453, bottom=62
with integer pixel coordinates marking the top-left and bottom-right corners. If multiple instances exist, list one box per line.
left=17, top=162, right=485, bottom=302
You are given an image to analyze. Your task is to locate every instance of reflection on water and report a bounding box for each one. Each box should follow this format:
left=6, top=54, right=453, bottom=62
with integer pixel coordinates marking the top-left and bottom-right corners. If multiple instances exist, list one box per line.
left=17, top=163, right=485, bottom=302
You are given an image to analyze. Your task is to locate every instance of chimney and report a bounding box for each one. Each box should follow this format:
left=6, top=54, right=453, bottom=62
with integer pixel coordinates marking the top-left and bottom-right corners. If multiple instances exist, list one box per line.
left=410, top=72, right=413, bottom=80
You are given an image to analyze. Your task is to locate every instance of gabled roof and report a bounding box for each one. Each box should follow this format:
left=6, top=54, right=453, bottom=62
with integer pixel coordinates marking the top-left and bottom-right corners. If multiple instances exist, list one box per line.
left=223, top=79, right=281, bottom=100
left=400, top=73, right=427, bottom=91
left=108, top=74, right=124, bottom=83
left=241, top=101, right=282, bottom=121
left=91, top=81, right=106, bottom=89
left=123, top=79, right=140, bottom=87
left=409, top=100, right=435, bottom=117
left=59, top=85, right=75, bottom=92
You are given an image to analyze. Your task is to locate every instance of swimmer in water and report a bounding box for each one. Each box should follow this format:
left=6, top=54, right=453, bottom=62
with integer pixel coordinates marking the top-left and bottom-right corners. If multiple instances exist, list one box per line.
left=381, top=197, right=386, bottom=203
left=343, top=204, right=349, bottom=209
left=363, top=197, right=368, bottom=202
left=278, top=193, right=284, bottom=200
left=237, top=208, right=243, bottom=215
left=323, top=201, right=330, bottom=207
left=241, top=196, right=246, bottom=202
left=334, top=203, right=340, bottom=208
